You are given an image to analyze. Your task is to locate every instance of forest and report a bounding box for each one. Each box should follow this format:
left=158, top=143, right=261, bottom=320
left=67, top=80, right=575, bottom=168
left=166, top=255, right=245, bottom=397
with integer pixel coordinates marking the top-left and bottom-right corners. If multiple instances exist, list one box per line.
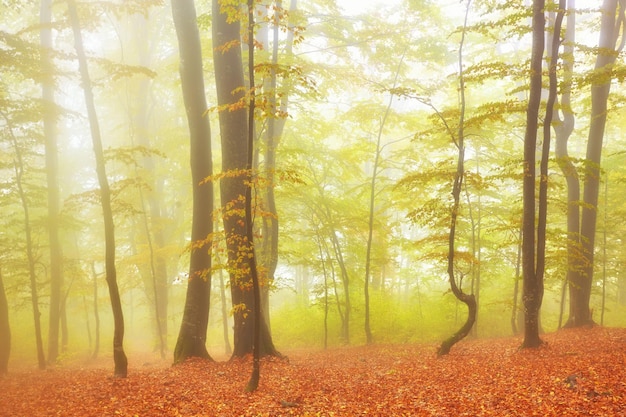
left=1, top=0, right=626, bottom=415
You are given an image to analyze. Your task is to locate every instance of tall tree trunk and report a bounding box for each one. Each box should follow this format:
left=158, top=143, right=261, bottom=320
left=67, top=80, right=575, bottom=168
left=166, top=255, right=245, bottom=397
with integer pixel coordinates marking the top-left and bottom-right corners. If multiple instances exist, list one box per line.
left=257, top=0, right=297, bottom=330
left=551, top=0, right=582, bottom=329
left=40, top=0, right=64, bottom=365
left=171, top=0, right=213, bottom=363
left=363, top=49, right=406, bottom=345
left=0, top=269, right=10, bottom=374
left=570, top=0, right=624, bottom=326
left=437, top=0, right=476, bottom=357
left=521, top=0, right=546, bottom=349
left=212, top=0, right=279, bottom=358
left=68, top=0, right=127, bottom=377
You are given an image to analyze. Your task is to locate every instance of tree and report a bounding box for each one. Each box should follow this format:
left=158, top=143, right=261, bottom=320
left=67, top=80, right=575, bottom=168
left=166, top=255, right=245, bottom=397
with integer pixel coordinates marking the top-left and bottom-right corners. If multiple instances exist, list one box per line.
left=437, top=0, right=476, bottom=356
left=68, top=0, right=128, bottom=377
left=521, top=0, right=564, bottom=348
left=40, top=0, right=64, bottom=365
left=567, top=0, right=625, bottom=327
left=551, top=0, right=578, bottom=329
left=171, top=0, right=214, bottom=363
left=521, top=0, right=546, bottom=349
left=6, top=113, right=46, bottom=370
left=212, top=0, right=279, bottom=358
left=256, top=0, right=297, bottom=331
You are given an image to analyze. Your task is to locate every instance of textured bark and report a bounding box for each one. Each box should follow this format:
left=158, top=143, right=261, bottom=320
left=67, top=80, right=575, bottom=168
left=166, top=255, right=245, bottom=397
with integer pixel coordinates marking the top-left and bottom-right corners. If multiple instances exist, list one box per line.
left=213, top=0, right=279, bottom=358
left=171, top=0, right=213, bottom=364
left=521, top=0, right=546, bottom=349
left=68, top=0, right=127, bottom=377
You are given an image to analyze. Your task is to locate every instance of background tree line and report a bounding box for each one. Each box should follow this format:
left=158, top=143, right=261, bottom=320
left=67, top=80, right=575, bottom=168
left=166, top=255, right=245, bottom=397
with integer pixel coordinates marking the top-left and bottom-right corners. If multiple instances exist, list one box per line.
left=0, top=0, right=625, bottom=377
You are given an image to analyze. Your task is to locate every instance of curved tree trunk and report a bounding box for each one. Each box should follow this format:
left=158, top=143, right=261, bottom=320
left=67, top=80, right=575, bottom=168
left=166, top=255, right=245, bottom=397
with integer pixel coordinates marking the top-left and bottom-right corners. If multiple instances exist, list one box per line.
left=550, top=0, right=582, bottom=329
left=171, top=0, right=213, bottom=363
left=437, top=0, right=476, bottom=357
left=68, top=0, right=127, bottom=377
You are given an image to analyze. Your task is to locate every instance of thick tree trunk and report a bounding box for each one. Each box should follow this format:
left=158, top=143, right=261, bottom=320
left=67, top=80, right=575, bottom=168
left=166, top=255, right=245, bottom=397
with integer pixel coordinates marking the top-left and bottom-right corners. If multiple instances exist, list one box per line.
left=212, top=0, right=279, bottom=358
left=68, top=0, right=127, bottom=377
left=0, top=269, right=10, bottom=374
left=40, top=0, right=64, bottom=365
left=171, top=0, right=213, bottom=363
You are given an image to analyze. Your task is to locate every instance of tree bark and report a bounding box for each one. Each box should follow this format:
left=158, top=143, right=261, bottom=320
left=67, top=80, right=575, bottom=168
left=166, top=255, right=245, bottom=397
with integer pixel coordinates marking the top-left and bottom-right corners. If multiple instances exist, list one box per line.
left=171, top=0, right=213, bottom=363
left=550, top=0, right=582, bottom=329
left=68, top=0, right=127, bottom=377
left=212, top=0, right=279, bottom=358
left=569, top=0, right=623, bottom=327
left=521, top=0, right=546, bottom=349
left=437, top=0, right=476, bottom=357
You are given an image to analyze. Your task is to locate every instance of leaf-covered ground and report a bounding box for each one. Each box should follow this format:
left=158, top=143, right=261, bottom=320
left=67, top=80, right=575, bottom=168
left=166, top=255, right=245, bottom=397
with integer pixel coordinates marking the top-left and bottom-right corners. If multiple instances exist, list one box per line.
left=1, top=327, right=625, bottom=416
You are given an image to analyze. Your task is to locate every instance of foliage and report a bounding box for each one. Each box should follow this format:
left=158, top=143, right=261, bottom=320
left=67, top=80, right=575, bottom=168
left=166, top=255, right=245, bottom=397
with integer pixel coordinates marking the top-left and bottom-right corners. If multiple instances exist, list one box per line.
left=1, top=328, right=626, bottom=415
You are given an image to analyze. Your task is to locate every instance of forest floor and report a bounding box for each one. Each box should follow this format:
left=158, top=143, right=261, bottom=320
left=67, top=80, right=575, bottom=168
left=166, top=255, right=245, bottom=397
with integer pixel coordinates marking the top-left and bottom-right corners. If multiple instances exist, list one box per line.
left=1, top=326, right=625, bottom=416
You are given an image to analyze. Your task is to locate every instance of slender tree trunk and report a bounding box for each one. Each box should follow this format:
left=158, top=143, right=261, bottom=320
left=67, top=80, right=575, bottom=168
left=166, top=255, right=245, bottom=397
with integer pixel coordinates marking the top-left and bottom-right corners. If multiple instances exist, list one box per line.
left=329, top=228, right=351, bottom=344
left=171, top=0, right=213, bottom=363
left=68, top=0, right=127, bottom=376
left=91, top=262, right=100, bottom=360
left=40, top=0, right=64, bottom=365
left=5, top=116, right=46, bottom=370
left=0, top=269, right=10, bottom=374
left=511, top=225, right=522, bottom=335
left=437, top=0, right=476, bottom=357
